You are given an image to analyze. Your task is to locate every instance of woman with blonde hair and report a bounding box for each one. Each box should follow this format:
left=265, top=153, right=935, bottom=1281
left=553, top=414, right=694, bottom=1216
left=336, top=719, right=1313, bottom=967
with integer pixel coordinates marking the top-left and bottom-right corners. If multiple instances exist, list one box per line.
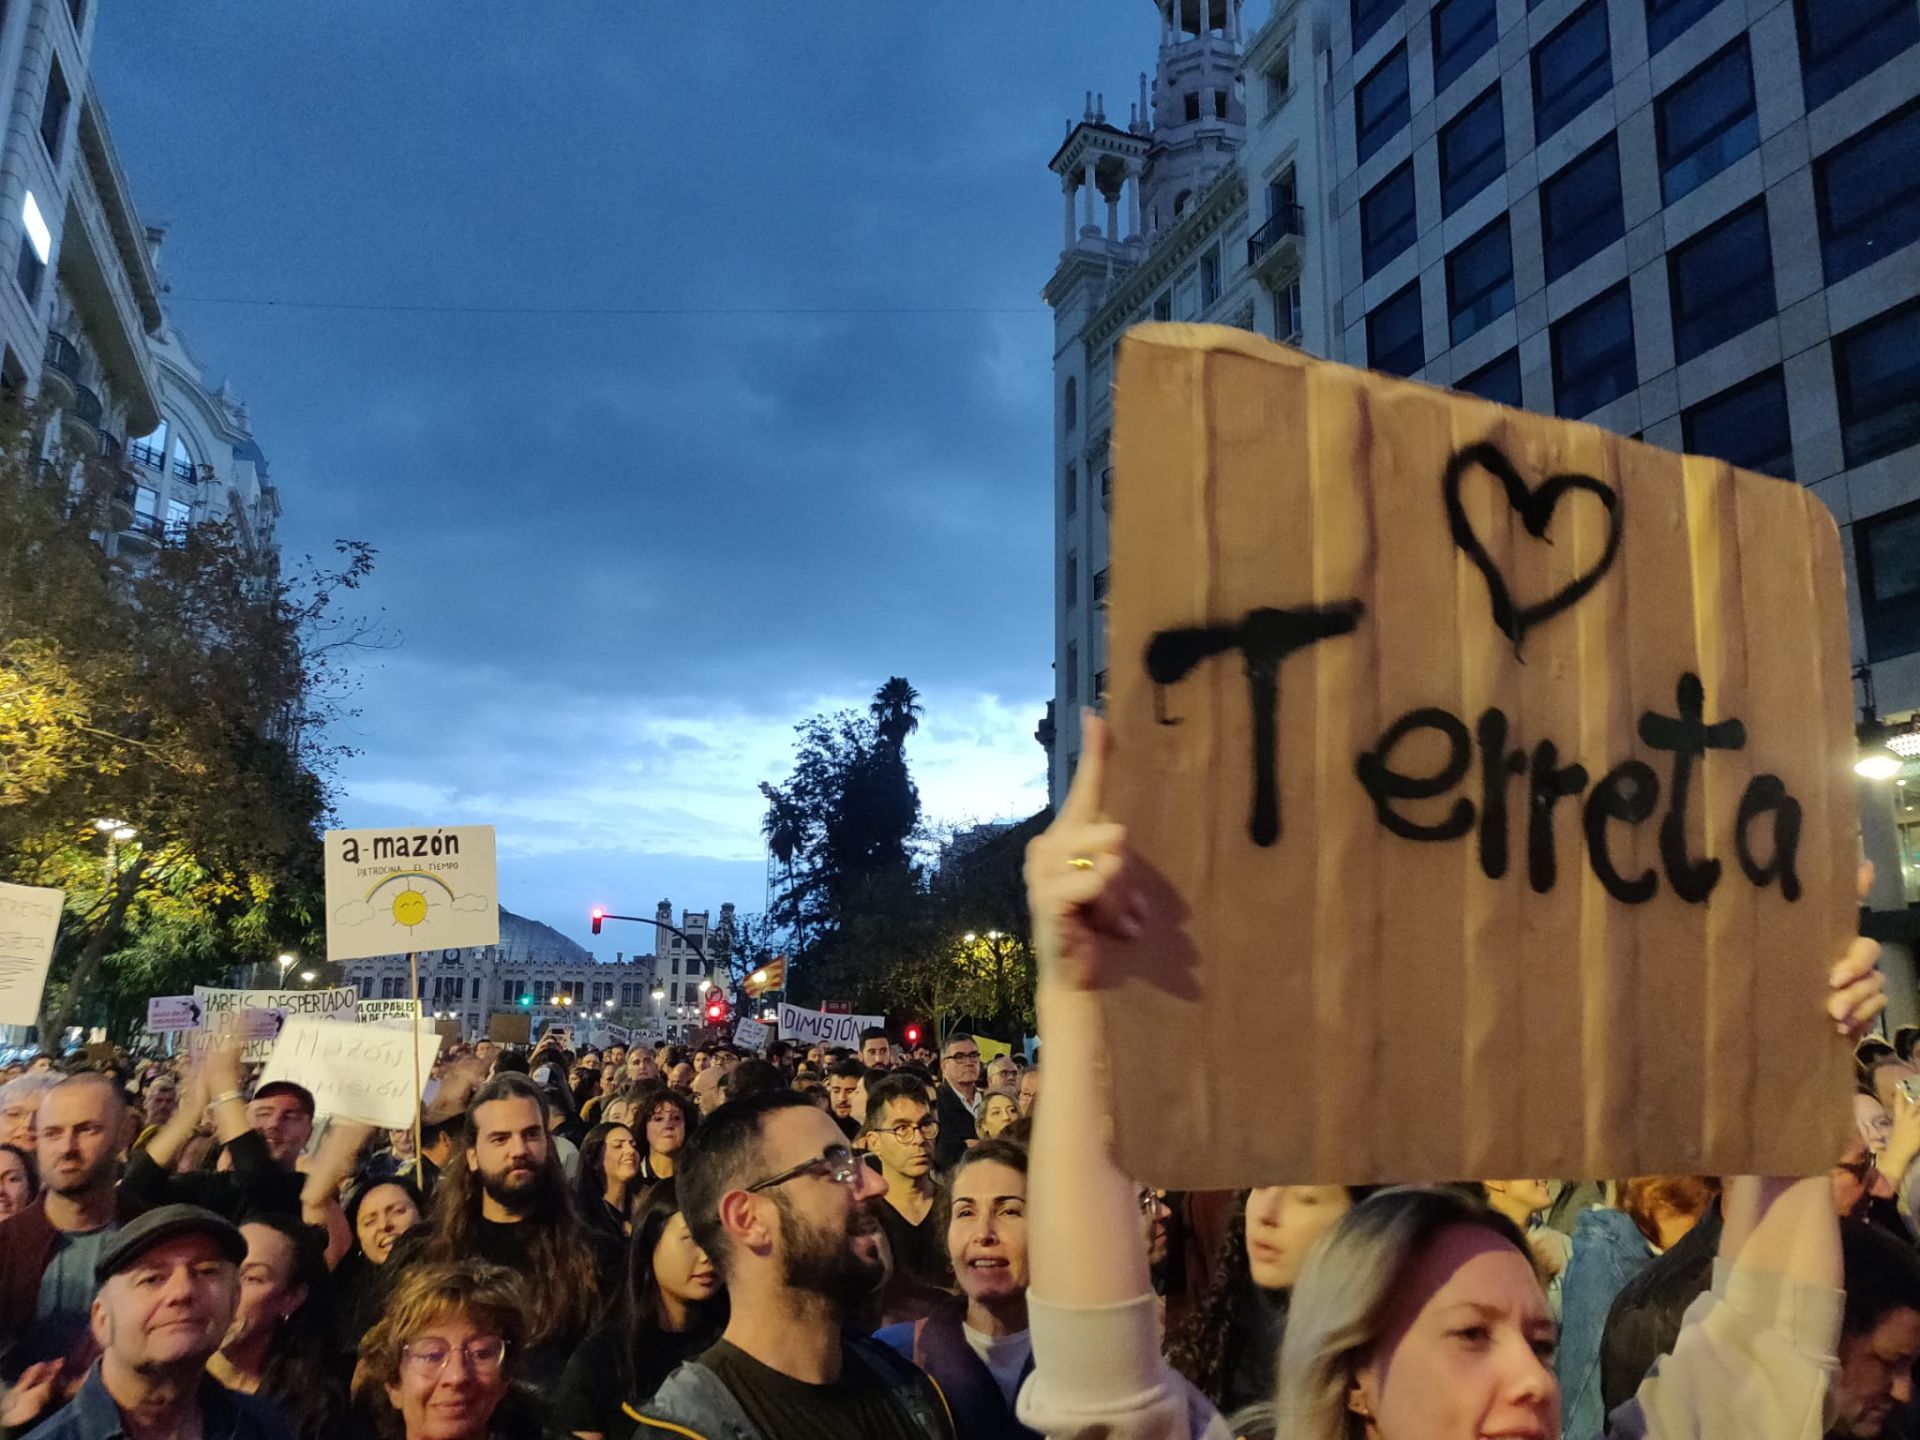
left=352, top=1259, right=542, bottom=1440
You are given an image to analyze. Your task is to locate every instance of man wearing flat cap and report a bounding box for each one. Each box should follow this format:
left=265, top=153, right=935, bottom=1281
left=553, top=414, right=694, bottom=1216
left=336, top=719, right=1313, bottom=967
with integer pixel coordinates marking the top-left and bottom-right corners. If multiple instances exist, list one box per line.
left=7, top=1204, right=292, bottom=1440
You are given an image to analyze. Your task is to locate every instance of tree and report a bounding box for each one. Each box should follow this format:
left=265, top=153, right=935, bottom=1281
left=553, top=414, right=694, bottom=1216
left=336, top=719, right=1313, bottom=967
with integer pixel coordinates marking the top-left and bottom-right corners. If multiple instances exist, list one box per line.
left=0, top=398, right=375, bottom=1039
left=870, top=676, right=923, bottom=750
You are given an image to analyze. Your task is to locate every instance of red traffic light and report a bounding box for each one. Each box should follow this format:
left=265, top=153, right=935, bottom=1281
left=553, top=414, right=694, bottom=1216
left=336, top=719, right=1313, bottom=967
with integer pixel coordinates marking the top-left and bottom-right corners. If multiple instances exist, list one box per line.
left=705, top=998, right=725, bottom=1023
left=590, top=907, right=605, bottom=935
left=904, top=1023, right=922, bottom=1046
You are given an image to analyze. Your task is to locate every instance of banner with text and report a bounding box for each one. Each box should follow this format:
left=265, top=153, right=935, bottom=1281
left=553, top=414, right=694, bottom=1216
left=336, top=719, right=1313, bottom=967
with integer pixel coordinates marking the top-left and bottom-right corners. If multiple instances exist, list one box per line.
left=0, top=883, right=63, bottom=1028
left=257, top=1017, right=441, bottom=1129
left=193, top=985, right=360, bottom=1061
left=322, top=825, right=500, bottom=963
left=775, top=1003, right=886, bottom=1048
left=1101, top=325, right=1856, bottom=1189
left=357, top=998, right=422, bottom=1025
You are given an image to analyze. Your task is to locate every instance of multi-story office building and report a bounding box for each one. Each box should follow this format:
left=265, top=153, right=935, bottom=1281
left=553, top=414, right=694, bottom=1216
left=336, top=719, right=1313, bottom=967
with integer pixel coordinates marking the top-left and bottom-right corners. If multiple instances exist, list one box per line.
left=0, top=0, right=279, bottom=564
left=341, top=899, right=736, bottom=1042
left=1045, top=0, right=1338, bottom=798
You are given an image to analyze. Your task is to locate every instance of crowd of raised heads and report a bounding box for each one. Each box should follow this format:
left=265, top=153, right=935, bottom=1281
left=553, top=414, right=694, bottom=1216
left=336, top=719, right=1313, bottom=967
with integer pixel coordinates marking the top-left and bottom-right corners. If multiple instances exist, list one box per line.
left=0, top=745, right=1908, bottom=1440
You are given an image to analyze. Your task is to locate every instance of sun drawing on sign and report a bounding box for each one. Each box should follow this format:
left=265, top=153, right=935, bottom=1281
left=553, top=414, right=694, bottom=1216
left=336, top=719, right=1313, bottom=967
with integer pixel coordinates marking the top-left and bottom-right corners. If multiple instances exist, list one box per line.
left=330, top=872, right=492, bottom=932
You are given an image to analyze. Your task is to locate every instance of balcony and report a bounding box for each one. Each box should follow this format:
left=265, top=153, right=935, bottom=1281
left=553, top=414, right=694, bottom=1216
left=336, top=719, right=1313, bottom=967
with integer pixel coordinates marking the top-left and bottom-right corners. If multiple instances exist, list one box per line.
left=1246, top=204, right=1305, bottom=281
left=117, top=512, right=163, bottom=554
left=41, top=332, right=79, bottom=408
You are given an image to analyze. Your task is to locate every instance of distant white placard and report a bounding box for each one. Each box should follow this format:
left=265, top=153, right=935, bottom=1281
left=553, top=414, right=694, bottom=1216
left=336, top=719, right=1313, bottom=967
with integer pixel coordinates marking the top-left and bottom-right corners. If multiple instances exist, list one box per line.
left=775, top=1002, right=886, bottom=1048
left=322, top=825, right=500, bottom=963
left=602, top=1023, right=633, bottom=1047
left=0, top=883, right=63, bottom=1028
left=257, top=1016, right=441, bottom=1129
left=146, top=995, right=204, bottom=1032
left=732, top=1017, right=770, bottom=1053
left=357, top=998, right=422, bottom=1025
left=194, top=985, right=360, bottom=1061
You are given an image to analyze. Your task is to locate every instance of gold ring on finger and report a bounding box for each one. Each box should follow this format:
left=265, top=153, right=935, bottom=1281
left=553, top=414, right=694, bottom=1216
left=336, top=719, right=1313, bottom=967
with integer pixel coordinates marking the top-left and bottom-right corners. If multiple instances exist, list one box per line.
left=1068, top=855, right=1095, bottom=871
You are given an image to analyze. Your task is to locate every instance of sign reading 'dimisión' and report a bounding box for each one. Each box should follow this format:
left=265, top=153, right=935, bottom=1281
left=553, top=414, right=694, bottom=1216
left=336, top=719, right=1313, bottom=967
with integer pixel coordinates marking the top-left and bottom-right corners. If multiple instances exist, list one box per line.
left=1102, top=325, right=1856, bottom=1190
left=323, top=825, right=500, bottom=963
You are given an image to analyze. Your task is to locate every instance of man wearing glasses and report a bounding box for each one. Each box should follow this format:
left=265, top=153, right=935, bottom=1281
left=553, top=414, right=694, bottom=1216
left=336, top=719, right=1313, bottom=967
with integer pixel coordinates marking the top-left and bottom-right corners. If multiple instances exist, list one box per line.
left=863, top=1074, right=948, bottom=1287
left=934, top=1034, right=983, bottom=1170
left=638, top=1091, right=953, bottom=1440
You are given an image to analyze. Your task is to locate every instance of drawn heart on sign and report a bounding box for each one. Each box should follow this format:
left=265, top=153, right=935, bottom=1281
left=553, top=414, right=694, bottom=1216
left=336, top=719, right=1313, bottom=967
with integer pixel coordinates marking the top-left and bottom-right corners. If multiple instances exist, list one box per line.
left=1443, top=441, right=1623, bottom=649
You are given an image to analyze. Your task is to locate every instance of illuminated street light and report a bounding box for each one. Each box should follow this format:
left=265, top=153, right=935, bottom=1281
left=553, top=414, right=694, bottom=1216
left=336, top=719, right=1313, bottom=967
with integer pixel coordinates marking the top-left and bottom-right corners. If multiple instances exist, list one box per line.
left=698, top=978, right=711, bottom=994
left=651, top=987, right=666, bottom=1002
left=962, top=932, right=976, bottom=943
left=299, top=970, right=316, bottom=984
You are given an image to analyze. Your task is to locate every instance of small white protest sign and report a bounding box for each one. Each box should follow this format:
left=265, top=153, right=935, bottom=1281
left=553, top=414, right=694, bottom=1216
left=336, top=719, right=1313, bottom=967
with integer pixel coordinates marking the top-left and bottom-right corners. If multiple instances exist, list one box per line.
left=0, top=883, right=63, bottom=1028
left=732, top=1017, right=770, bottom=1053
left=257, top=1016, right=441, bottom=1129
left=323, top=825, right=499, bottom=963
left=775, top=1002, right=886, bottom=1048
left=194, top=985, right=359, bottom=1061
left=147, top=995, right=204, bottom=1033
left=357, top=998, right=422, bottom=1025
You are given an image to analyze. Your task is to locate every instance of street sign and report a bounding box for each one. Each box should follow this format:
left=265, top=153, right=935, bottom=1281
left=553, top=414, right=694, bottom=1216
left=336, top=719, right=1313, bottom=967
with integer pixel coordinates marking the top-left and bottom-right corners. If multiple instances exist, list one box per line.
left=145, top=996, right=203, bottom=1032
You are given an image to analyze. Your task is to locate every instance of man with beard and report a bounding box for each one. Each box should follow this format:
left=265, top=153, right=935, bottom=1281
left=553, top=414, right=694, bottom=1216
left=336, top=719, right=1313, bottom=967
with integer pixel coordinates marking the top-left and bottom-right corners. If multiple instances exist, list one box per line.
left=6, top=1205, right=289, bottom=1440
left=1828, top=1220, right=1920, bottom=1439
left=0, top=1074, right=142, bottom=1383
left=638, top=1091, right=953, bottom=1440
left=386, top=1073, right=617, bottom=1408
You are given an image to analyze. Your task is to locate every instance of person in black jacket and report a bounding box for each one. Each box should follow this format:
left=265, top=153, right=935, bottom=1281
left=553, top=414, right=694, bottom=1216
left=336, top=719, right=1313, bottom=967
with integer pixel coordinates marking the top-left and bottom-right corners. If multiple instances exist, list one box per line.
left=1597, top=1199, right=1722, bottom=1414
left=1830, top=1220, right=1920, bottom=1438
left=932, top=1035, right=982, bottom=1172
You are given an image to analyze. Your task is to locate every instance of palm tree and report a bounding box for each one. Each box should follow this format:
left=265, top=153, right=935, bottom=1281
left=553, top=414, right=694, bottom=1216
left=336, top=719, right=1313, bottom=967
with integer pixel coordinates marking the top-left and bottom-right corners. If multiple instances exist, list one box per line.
left=870, top=676, right=923, bottom=750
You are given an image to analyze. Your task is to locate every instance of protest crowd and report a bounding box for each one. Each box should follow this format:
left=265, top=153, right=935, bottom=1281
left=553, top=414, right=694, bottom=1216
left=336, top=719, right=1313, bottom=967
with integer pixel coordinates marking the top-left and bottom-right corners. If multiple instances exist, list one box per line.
left=0, top=719, right=1907, bottom=1440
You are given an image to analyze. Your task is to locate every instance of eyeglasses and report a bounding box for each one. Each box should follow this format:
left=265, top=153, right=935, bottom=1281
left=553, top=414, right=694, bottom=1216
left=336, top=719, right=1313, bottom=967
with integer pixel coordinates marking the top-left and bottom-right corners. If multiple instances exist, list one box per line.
left=879, top=1118, right=940, bottom=1143
left=1137, top=1188, right=1168, bottom=1214
left=745, top=1145, right=863, bottom=1193
left=400, top=1336, right=509, bottom=1378
left=945, top=1050, right=981, bottom=1062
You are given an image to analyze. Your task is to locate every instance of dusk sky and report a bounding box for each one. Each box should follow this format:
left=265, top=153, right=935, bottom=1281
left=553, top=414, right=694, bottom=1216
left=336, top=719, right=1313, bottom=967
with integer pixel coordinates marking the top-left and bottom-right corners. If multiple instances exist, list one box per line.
left=91, top=4, right=1178, bottom=956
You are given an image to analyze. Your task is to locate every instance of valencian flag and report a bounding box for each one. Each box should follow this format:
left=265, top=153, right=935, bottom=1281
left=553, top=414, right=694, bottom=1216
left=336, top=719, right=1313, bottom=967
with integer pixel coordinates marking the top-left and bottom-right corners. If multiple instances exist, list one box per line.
left=743, top=956, right=787, bottom=997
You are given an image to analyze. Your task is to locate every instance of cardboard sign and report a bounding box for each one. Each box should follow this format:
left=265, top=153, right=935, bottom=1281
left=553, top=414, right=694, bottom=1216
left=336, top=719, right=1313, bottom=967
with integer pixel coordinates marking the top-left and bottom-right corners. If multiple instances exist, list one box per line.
left=357, top=998, right=422, bottom=1025
left=775, top=1003, right=886, bottom=1048
left=0, top=883, right=63, bottom=1027
left=257, top=1017, right=441, bottom=1129
left=434, top=1018, right=462, bottom=1043
left=1102, top=325, right=1855, bottom=1188
left=322, top=825, right=500, bottom=963
left=603, top=1024, right=633, bottom=1047
left=193, top=985, right=359, bottom=1062
left=732, top=1017, right=770, bottom=1053
left=487, top=1011, right=531, bottom=1046
left=146, top=995, right=204, bottom=1033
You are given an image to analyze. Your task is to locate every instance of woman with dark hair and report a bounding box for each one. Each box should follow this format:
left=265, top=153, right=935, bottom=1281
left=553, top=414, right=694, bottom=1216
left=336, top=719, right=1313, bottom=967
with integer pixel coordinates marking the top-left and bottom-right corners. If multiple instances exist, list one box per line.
left=1167, top=1186, right=1377, bottom=1433
left=352, top=1259, right=542, bottom=1440
left=554, top=1178, right=726, bottom=1440
left=337, top=1178, right=428, bottom=1356
left=0, top=1141, right=36, bottom=1220
left=207, top=1212, right=347, bottom=1440
left=575, top=1122, right=641, bottom=1241
left=635, top=1088, right=696, bottom=1182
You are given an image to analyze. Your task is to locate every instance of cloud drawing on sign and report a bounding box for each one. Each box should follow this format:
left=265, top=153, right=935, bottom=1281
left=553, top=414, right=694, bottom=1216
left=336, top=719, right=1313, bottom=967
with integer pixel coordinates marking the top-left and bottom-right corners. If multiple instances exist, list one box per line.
left=332, top=899, right=376, bottom=927
left=451, top=894, right=491, bottom=913
left=334, top=871, right=487, bottom=933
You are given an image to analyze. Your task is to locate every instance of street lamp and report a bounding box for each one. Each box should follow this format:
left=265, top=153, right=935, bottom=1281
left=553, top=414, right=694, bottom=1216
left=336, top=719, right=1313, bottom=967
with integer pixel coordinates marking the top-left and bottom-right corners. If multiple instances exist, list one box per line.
left=276, top=954, right=295, bottom=983
left=602, top=998, right=614, bottom=1009
left=651, top=987, right=666, bottom=1003
left=92, top=819, right=137, bottom=898
left=697, top=978, right=712, bottom=994
left=963, top=932, right=976, bottom=944
left=298, top=970, right=316, bottom=985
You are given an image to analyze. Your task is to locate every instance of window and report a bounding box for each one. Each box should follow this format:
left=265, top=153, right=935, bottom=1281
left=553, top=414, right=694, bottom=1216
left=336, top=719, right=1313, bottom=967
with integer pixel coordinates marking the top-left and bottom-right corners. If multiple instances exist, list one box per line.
left=1835, top=297, right=1920, bottom=468
left=1066, top=641, right=1080, bottom=702
left=1274, top=276, right=1304, bottom=340
left=1153, top=293, right=1172, bottom=321
left=1682, top=367, right=1793, bottom=478
left=1064, top=376, right=1077, bottom=429
left=1264, top=49, right=1293, bottom=113
left=1214, top=91, right=1229, bottom=119
left=1356, top=45, right=1411, bottom=163
left=1533, top=1, right=1611, bottom=143
left=1353, top=0, right=1400, bottom=51
left=1267, top=170, right=1298, bottom=222
left=1539, top=138, right=1624, bottom=282
left=1438, top=85, right=1504, bottom=217
left=1645, top=0, right=1720, bottom=55
left=1857, top=499, right=1920, bottom=660
left=1200, top=248, right=1221, bottom=307
left=1815, top=98, right=1920, bottom=285
left=1185, top=91, right=1202, bottom=122
left=1368, top=280, right=1426, bottom=376
left=39, top=61, right=68, bottom=162
left=15, top=190, right=49, bottom=305
left=164, top=498, right=190, bottom=544
left=1066, top=551, right=1079, bottom=609
left=1093, top=567, right=1110, bottom=605
left=1362, top=162, right=1417, bottom=277
left=1457, top=350, right=1524, bottom=407
left=131, top=420, right=168, bottom=470
left=1065, top=460, right=1078, bottom=516
left=1655, top=39, right=1758, bottom=204
left=1668, top=200, right=1774, bottom=362
left=1447, top=218, right=1515, bottom=345
left=1552, top=283, right=1637, bottom=417
left=1094, top=669, right=1108, bottom=700
left=1795, top=0, right=1918, bottom=110
left=1432, top=0, right=1497, bottom=95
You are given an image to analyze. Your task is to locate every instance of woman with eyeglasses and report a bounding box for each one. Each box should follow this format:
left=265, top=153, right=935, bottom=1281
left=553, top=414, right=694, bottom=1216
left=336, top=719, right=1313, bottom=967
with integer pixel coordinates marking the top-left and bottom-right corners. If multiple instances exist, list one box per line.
left=352, top=1259, right=542, bottom=1440
left=554, top=1179, right=728, bottom=1440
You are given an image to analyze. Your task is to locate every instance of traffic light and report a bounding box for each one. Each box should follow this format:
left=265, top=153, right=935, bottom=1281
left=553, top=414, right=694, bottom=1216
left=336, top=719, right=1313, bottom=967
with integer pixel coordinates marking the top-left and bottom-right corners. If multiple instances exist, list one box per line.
left=904, top=1023, right=922, bottom=1047
left=705, top=995, right=727, bottom=1025
left=519, top=995, right=530, bottom=1007
left=590, top=907, right=605, bottom=935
